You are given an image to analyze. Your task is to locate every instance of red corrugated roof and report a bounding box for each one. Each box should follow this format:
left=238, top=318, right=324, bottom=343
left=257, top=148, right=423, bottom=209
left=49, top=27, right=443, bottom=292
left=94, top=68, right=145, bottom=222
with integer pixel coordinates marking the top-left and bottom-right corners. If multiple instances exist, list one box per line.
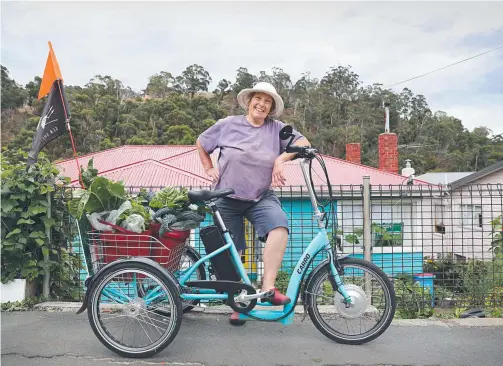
left=56, top=145, right=196, bottom=183
left=161, top=149, right=219, bottom=178
left=68, top=159, right=211, bottom=188
left=161, top=149, right=430, bottom=187
left=57, top=145, right=431, bottom=189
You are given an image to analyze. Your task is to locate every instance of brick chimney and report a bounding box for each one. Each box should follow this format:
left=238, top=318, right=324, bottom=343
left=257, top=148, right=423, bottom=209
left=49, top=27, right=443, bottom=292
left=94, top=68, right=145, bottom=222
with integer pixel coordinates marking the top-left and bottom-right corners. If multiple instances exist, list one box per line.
left=346, top=143, right=361, bottom=164
left=378, top=133, right=398, bottom=174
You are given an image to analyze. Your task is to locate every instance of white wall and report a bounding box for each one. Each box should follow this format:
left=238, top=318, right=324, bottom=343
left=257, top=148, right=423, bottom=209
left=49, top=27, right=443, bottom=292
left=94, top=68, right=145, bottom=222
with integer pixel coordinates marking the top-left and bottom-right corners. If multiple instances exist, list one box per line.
left=417, top=170, right=502, bottom=259
left=336, top=170, right=502, bottom=260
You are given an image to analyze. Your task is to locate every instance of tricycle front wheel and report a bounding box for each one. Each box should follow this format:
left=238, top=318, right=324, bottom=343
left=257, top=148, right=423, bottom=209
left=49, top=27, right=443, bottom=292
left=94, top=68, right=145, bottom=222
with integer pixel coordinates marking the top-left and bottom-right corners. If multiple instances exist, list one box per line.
left=87, top=261, right=183, bottom=358
left=306, top=258, right=396, bottom=345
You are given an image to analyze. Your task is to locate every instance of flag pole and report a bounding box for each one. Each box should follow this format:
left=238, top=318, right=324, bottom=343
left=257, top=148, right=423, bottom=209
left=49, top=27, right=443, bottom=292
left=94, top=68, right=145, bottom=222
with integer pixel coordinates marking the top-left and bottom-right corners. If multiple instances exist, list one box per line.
left=55, top=77, right=84, bottom=189
left=46, top=41, right=84, bottom=189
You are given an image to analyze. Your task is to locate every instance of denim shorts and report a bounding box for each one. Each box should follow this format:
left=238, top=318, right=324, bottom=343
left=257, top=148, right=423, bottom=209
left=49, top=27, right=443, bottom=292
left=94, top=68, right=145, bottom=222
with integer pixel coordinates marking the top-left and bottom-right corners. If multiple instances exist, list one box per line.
left=215, top=190, right=289, bottom=252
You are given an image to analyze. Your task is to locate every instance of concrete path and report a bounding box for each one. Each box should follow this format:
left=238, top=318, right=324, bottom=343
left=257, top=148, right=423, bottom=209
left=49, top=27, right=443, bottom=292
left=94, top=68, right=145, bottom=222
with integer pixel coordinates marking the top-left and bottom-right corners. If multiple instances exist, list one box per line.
left=1, top=310, right=502, bottom=366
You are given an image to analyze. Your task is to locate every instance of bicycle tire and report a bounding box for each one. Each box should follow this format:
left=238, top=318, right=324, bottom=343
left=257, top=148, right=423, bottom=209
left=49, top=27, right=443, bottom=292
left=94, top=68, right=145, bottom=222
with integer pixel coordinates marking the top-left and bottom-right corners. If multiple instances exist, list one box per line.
left=180, top=248, right=206, bottom=313
left=306, top=257, right=396, bottom=345
left=87, top=261, right=183, bottom=358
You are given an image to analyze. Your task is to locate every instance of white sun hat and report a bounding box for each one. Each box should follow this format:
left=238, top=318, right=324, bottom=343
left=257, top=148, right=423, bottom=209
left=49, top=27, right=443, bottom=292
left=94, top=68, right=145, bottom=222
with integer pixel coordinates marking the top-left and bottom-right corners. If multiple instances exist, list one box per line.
left=237, top=82, right=284, bottom=118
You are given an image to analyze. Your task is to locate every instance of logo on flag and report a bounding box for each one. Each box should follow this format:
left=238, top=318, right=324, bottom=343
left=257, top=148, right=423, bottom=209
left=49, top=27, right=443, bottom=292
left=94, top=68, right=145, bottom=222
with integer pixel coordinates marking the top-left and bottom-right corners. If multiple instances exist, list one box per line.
left=27, top=80, right=69, bottom=165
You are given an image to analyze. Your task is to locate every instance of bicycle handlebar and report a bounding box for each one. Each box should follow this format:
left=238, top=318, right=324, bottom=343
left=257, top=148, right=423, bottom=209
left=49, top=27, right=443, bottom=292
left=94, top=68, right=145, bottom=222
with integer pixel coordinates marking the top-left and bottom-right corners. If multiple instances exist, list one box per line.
left=285, top=145, right=318, bottom=159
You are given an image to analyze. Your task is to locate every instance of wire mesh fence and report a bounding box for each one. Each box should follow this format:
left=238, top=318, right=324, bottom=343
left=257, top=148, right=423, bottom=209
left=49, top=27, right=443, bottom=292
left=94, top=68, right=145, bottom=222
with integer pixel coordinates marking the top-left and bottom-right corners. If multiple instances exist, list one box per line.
left=51, top=181, right=503, bottom=318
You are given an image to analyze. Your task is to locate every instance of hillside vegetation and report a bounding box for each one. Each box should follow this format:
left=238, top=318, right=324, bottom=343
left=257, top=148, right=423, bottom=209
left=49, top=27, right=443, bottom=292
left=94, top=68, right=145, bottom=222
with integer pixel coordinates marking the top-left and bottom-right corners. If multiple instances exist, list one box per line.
left=2, top=64, right=502, bottom=174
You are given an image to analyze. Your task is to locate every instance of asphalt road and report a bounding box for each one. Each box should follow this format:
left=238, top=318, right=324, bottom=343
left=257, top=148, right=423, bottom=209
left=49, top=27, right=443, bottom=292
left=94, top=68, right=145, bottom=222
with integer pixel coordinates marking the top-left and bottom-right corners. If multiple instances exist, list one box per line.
left=1, top=311, right=502, bottom=366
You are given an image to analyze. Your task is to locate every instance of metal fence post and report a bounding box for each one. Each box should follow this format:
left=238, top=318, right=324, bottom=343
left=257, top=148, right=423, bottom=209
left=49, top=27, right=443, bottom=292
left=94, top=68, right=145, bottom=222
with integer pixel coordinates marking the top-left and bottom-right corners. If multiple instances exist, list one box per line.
left=43, top=190, right=52, bottom=298
left=362, top=176, right=372, bottom=297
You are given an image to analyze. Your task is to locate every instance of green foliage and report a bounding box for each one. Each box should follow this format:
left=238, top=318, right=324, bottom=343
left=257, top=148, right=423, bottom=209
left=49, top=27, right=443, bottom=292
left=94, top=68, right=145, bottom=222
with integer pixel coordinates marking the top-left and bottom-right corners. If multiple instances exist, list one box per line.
left=489, top=215, right=502, bottom=255
left=80, top=158, right=99, bottom=187
left=1, top=296, right=42, bottom=312
left=162, top=125, right=196, bottom=145
left=149, top=186, right=190, bottom=210
left=372, top=222, right=403, bottom=247
left=68, top=176, right=127, bottom=220
left=332, top=223, right=402, bottom=248
left=394, top=273, right=434, bottom=318
left=181, top=64, right=212, bottom=98
left=1, top=63, right=500, bottom=175
left=423, top=251, right=503, bottom=309
left=342, top=228, right=364, bottom=245
left=117, top=196, right=152, bottom=226
left=423, top=253, right=466, bottom=293
left=1, top=66, right=28, bottom=110
left=0, top=149, right=72, bottom=287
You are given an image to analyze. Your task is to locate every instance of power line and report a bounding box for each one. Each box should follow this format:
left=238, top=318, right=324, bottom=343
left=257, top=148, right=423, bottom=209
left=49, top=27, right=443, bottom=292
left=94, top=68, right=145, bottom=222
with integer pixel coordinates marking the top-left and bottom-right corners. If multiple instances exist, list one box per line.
left=384, top=44, right=503, bottom=89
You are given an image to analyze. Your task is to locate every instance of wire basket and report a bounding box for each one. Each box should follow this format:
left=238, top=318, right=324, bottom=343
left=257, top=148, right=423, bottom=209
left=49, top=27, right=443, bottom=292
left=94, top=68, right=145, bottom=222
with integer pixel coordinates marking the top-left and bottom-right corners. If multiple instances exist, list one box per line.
left=86, top=220, right=190, bottom=274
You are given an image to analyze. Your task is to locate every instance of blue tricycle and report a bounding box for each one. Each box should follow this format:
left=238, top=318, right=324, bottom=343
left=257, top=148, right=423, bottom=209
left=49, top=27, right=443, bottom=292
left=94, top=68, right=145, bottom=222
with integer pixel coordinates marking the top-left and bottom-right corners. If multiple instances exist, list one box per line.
left=76, top=125, right=396, bottom=358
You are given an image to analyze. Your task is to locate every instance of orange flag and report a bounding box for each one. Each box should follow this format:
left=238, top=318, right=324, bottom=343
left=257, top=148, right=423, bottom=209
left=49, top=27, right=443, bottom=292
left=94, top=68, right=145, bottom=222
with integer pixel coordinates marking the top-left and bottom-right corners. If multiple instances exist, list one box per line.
left=38, top=41, right=63, bottom=99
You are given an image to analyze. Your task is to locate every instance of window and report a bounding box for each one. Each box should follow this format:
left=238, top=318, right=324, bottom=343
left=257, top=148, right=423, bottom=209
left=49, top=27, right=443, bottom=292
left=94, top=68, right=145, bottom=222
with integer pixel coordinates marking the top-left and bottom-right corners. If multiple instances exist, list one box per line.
left=371, top=203, right=411, bottom=247
left=335, top=202, right=413, bottom=247
left=336, top=202, right=364, bottom=248
left=461, top=204, right=482, bottom=228
left=434, top=204, right=446, bottom=234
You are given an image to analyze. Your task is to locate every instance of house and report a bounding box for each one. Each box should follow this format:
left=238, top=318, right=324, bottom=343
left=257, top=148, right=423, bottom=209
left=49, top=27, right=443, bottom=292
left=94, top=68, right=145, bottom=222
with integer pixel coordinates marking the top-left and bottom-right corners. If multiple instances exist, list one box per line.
left=417, top=161, right=503, bottom=260
left=57, top=133, right=445, bottom=281
left=416, top=172, right=474, bottom=185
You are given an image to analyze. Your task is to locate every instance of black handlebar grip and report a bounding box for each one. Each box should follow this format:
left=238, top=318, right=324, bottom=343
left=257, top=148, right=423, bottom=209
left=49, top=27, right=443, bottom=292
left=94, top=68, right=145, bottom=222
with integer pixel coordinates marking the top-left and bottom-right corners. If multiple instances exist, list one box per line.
left=286, top=145, right=304, bottom=154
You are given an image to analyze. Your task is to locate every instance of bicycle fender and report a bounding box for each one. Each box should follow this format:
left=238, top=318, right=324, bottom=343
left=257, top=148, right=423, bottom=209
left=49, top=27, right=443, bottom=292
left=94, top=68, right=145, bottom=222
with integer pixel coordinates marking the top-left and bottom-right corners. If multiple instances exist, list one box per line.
left=75, top=256, right=181, bottom=315
left=184, top=245, right=203, bottom=262
left=76, top=275, right=96, bottom=315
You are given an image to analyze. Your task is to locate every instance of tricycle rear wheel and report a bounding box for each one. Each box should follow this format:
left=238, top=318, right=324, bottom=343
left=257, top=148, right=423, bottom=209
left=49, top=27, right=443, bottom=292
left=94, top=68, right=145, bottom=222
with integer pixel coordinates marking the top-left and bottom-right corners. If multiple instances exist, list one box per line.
left=87, top=261, right=182, bottom=358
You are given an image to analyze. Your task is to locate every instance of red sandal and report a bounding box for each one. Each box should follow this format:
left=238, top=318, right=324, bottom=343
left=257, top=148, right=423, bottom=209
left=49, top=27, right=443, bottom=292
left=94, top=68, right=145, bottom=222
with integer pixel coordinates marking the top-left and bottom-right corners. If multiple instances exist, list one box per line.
left=262, top=288, right=291, bottom=306
left=229, top=311, right=246, bottom=326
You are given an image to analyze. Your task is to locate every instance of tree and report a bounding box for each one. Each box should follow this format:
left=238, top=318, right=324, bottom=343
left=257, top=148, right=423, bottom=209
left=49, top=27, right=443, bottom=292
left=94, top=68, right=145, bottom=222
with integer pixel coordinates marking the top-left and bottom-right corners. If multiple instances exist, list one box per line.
left=257, top=71, right=273, bottom=84
left=271, top=67, right=293, bottom=94
left=0, top=63, right=499, bottom=176
left=161, top=125, right=196, bottom=145
left=25, top=76, right=42, bottom=106
left=488, top=134, right=503, bottom=165
left=146, top=71, right=175, bottom=98
left=321, top=65, right=361, bottom=101
left=180, top=64, right=212, bottom=98
left=1, top=65, right=28, bottom=110
left=214, top=79, right=231, bottom=103
left=232, top=67, right=257, bottom=94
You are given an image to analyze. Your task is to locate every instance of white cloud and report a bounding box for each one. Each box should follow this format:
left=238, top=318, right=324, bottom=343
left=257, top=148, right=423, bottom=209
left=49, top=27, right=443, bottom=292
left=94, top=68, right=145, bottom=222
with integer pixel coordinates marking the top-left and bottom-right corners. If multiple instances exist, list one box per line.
left=2, top=0, right=502, bottom=134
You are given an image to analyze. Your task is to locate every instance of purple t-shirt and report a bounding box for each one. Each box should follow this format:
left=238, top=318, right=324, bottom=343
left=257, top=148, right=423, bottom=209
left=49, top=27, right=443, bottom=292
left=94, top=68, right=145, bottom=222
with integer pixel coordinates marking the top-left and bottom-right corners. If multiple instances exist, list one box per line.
left=198, top=115, right=305, bottom=201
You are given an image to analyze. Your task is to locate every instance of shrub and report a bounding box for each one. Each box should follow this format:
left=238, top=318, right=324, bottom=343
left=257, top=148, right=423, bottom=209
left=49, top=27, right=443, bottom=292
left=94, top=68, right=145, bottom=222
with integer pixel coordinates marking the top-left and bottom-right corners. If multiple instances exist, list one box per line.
left=1, top=149, right=79, bottom=297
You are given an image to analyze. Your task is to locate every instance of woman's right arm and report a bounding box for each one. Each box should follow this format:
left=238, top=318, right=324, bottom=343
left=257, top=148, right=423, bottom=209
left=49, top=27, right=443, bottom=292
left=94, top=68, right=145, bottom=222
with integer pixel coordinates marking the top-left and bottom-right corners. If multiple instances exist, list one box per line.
left=196, top=118, right=224, bottom=182
left=196, top=138, right=219, bottom=182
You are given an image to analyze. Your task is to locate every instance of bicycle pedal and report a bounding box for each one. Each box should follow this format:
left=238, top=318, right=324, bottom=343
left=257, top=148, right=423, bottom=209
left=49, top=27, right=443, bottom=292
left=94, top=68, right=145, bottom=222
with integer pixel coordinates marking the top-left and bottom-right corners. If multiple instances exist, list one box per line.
left=258, top=289, right=276, bottom=302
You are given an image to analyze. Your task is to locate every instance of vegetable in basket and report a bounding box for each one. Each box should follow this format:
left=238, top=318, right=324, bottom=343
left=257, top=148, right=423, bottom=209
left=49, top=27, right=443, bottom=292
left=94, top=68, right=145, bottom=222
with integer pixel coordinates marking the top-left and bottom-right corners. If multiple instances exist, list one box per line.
left=145, top=187, right=208, bottom=235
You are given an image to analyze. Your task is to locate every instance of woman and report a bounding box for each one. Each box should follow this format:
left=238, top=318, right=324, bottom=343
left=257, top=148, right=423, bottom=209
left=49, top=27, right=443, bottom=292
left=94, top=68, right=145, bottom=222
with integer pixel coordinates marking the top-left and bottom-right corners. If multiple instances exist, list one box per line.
left=196, top=82, right=310, bottom=325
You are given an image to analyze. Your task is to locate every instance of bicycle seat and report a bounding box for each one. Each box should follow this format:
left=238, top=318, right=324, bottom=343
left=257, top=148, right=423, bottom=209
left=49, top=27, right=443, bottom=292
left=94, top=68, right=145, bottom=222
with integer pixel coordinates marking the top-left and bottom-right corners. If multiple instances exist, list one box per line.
left=188, top=188, right=235, bottom=203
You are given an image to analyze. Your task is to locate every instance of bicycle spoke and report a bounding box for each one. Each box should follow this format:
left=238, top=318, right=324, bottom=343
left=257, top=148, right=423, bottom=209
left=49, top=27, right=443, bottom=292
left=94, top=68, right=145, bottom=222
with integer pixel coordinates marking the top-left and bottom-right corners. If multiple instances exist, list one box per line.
left=135, top=317, right=154, bottom=344
left=308, top=261, right=394, bottom=341
left=90, top=266, right=180, bottom=356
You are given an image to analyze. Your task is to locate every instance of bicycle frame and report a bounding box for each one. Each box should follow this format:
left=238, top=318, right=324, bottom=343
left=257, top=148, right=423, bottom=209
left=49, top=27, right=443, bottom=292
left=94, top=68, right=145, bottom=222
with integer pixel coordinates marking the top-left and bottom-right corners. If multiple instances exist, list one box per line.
left=174, top=157, right=352, bottom=324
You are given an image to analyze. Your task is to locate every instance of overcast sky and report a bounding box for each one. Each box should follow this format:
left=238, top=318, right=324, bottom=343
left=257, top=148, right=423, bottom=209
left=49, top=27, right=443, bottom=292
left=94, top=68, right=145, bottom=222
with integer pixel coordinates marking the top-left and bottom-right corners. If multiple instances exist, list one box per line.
left=2, top=0, right=502, bottom=135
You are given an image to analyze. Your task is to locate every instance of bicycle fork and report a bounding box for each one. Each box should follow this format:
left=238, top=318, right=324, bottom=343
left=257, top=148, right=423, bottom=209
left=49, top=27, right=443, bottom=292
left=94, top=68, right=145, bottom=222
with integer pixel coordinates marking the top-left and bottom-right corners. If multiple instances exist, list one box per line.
left=298, top=157, right=353, bottom=309
left=328, top=251, right=353, bottom=307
